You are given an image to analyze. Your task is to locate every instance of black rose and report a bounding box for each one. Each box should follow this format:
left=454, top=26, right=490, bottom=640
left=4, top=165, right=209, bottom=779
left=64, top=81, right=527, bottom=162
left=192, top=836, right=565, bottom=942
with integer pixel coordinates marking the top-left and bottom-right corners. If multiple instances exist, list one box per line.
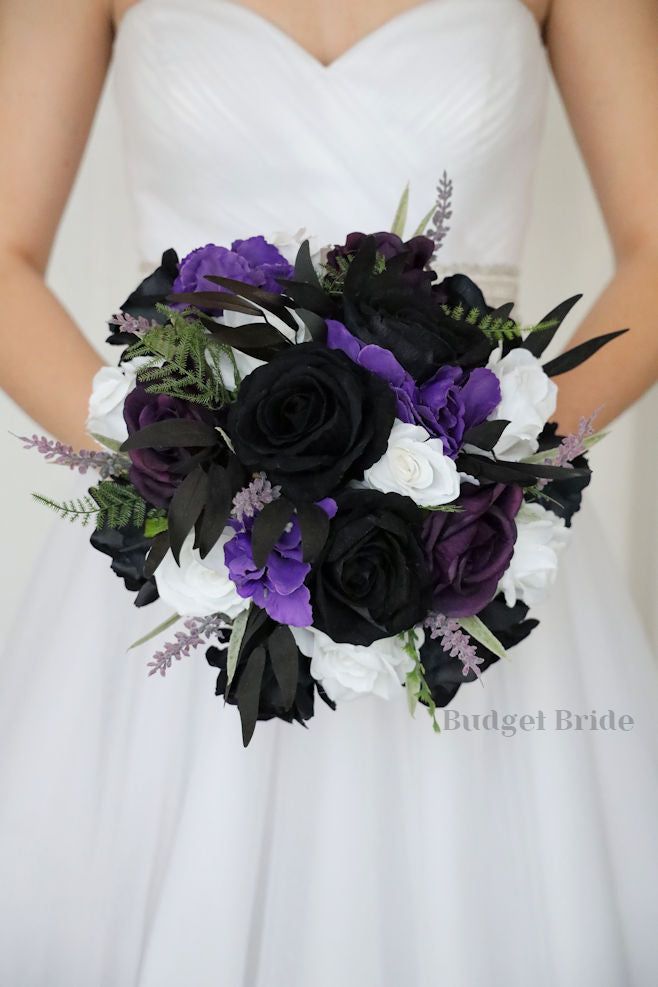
left=227, top=342, right=395, bottom=501
left=308, top=489, right=432, bottom=646
left=206, top=613, right=334, bottom=729
left=341, top=258, right=494, bottom=380
left=90, top=523, right=159, bottom=607
left=420, top=595, right=539, bottom=707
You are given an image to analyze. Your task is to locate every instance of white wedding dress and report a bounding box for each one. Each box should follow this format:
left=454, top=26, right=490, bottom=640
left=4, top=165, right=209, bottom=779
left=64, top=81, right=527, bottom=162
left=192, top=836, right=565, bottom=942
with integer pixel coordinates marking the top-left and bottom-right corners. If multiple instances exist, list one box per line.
left=1, top=1, right=657, bottom=984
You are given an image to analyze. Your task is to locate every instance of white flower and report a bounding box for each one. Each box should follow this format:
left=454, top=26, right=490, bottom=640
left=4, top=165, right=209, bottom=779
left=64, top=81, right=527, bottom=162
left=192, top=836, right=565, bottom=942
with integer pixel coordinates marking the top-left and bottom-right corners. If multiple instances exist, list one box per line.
left=486, top=346, right=557, bottom=460
left=498, top=502, right=570, bottom=607
left=362, top=420, right=460, bottom=506
left=86, top=357, right=149, bottom=446
left=291, top=625, right=420, bottom=702
left=271, top=227, right=324, bottom=267
left=154, top=529, right=247, bottom=619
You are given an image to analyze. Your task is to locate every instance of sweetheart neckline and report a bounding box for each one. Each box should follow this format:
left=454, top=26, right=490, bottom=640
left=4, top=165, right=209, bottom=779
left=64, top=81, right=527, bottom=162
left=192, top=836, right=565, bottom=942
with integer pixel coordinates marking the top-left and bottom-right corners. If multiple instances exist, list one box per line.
left=115, top=0, right=544, bottom=72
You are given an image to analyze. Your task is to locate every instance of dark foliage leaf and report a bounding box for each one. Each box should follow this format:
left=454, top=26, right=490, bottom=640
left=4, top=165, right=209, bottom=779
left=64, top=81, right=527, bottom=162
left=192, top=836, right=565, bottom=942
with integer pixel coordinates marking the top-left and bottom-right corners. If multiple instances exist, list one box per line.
left=275, top=278, right=334, bottom=316
left=251, top=497, right=295, bottom=568
left=521, top=294, right=582, bottom=357
left=166, top=290, right=261, bottom=315
left=167, top=466, right=208, bottom=564
left=462, top=419, right=510, bottom=451
left=543, top=329, right=628, bottom=377
left=206, top=321, right=291, bottom=350
left=293, top=239, right=322, bottom=289
left=296, top=502, right=331, bottom=562
left=268, top=625, right=300, bottom=711
left=121, top=420, right=221, bottom=451
left=204, top=276, right=299, bottom=332
left=196, top=463, right=233, bottom=558
left=344, top=235, right=378, bottom=293
left=458, top=453, right=590, bottom=486
left=236, top=645, right=267, bottom=747
left=490, top=301, right=515, bottom=321
left=295, top=308, right=327, bottom=342
left=144, top=530, right=171, bottom=578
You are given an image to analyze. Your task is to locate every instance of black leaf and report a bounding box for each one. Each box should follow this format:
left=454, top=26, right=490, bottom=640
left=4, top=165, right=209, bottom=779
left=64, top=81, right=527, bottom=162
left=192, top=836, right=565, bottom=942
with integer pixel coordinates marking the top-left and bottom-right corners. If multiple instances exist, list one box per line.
left=121, top=420, right=221, bottom=451
left=167, top=466, right=208, bottom=564
left=236, top=645, right=267, bottom=747
left=251, top=497, right=295, bottom=568
left=462, top=419, right=510, bottom=451
left=268, top=625, right=300, bottom=711
left=196, top=463, right=234, bottom=559
left=144, top=530, right=170, bottom=578
left=522, top=294, right=582, bottom=357
left=296, top=502, right=331, bottom=563
left=542, top=329, right=628, bottom=376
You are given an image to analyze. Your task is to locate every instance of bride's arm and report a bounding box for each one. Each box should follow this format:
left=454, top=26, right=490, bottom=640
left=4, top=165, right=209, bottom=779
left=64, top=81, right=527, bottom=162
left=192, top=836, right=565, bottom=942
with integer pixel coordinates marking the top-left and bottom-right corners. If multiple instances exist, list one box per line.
left=546, top=0, right=658, bottom=433
left=0, top=0, right=117, bottom=448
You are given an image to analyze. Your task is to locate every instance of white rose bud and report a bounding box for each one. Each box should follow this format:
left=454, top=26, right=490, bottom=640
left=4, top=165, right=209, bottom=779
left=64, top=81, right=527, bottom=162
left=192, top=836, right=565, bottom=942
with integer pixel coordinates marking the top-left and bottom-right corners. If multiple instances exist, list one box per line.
left=486, top=346, right=557, bottom=460
left=363, top=420, right=460, bottom=506
left=498, top=502, right=570, bottom=607
left=291, top=625, right=419, bottom=703
left=155, top=529, right=248, bottom=619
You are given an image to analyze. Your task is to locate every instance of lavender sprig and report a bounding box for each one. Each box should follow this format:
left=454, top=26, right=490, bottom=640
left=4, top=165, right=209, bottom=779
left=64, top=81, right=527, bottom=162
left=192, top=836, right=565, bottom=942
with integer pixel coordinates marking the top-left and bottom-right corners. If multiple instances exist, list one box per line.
left=232, top=471, right=281, bottom=521
left=109, top=311, right=158, bottom=335
left=17, top=434, right=126, bottom=479
left=425, top=612, right=483, bottom=679
left=536, top=410, right=599, bottom=490
left=427, top=171, right=453, bottom=255
left=147, top=615, right=230, bottom=677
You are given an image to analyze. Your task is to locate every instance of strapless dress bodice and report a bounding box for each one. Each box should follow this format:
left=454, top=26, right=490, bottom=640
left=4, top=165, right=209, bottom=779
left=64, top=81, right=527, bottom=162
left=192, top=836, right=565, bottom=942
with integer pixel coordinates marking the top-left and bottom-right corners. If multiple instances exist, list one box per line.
left=113, top=0, right=549, bottom=300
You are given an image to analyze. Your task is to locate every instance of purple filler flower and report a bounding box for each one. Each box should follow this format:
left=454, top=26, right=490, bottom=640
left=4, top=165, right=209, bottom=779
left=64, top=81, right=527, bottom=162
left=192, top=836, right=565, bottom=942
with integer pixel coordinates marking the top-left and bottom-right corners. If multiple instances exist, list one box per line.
left=423, top=483, right=523, bottom=617
left=326, top=320, right=500, bottom=458
left=173, top=236, right=293, bottom=297
left=225, top=497, right=337, bottom=627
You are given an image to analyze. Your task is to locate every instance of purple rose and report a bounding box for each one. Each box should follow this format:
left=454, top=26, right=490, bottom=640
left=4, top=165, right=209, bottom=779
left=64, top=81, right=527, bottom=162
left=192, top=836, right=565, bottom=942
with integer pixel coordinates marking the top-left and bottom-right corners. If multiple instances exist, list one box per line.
left=225, top=498, right=337, bottom=627
left=326, top=231, right=434, bottom=287
left=326, top=320, right=500, bottom=457
left=123, top=385, right=218, bottom=508
left=423, top=483, right=523, bottom=617
left=173, top=236, right=293, bottom=298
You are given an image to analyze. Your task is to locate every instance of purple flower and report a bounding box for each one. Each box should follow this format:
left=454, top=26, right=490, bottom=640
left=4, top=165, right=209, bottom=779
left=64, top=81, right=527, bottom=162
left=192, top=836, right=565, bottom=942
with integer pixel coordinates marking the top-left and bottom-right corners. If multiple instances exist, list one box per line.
left=423, top=483, right=523, bottom=617
left=326, top=320, right=500, bottom=457
left=173, top=236, right=293, bottom=298
left=123, top=385, right=219, bottom=508
left=326, top=231, right=434, bottom=287
left=225, top=498, right=337, bottom=627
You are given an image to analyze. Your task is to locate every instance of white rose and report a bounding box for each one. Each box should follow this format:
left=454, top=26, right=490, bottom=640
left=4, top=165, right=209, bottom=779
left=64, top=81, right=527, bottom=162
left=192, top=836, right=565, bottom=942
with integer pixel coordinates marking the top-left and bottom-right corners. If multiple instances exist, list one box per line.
left=498, top=502, right=570, bottom=607
left=363, top=420, right=460, bottom=506
left=271, top=227, right=324, bottom=267
left=86, top=357, right=149, bottom=446
left=291, top=625, right=420, bottom=702
left=486, top=346, right=557, bottom=460
left=155, top=529, right=247, bottom=619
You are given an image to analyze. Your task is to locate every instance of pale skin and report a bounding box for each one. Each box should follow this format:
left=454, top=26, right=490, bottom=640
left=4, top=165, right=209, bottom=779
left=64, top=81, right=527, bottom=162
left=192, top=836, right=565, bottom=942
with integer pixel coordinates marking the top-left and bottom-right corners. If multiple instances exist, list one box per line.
left=0, top=0, right=656, bottom=449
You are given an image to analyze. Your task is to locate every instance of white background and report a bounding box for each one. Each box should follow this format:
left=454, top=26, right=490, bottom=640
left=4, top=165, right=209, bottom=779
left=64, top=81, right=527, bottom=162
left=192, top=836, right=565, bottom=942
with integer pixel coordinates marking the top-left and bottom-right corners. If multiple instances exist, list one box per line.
left=0, top=70, right=656, bottom=647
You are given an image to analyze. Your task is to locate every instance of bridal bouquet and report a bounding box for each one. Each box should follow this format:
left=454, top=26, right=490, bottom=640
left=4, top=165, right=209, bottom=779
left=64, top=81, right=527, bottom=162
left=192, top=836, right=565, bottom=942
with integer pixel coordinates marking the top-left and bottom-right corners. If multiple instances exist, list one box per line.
left=26, top=188, right=624, bottom=744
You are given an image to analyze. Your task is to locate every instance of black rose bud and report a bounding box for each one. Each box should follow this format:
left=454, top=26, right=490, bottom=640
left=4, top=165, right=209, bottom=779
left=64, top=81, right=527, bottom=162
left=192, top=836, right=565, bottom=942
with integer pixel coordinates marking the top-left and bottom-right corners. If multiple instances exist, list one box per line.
left=89, top=524, right=159, bottom=607
left=308, top=489, right=432, bottom=647
left=420, top=595, right=539, bottom=707
left=226, top=342, right=395, bottom=502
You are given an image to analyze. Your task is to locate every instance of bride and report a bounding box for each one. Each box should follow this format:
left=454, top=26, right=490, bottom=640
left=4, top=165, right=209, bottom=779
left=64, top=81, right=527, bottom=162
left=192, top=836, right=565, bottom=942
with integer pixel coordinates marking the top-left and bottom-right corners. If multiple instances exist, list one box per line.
left=1, top=1, right=657, bottom=984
